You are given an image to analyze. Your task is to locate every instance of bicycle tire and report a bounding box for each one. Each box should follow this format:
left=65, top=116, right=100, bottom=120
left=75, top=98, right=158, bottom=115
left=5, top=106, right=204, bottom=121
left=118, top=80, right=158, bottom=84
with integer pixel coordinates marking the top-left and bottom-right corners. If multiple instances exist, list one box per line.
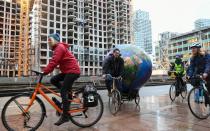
left=109, top=89, right=121, bottom=115
left=188, top=87, right=210, bottom=119
left=181, top=84, right=188, bottom=99
left=69, top=92, right=104, bottom=128
left=1, top=93, right=46, bottom=131
left=169, top=83, right=177, bottom=102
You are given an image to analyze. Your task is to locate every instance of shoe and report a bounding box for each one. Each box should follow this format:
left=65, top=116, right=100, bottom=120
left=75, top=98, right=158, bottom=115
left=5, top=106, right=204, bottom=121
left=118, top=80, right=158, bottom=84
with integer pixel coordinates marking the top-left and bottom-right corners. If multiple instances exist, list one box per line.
left=54, top=114, right=69, bottom=126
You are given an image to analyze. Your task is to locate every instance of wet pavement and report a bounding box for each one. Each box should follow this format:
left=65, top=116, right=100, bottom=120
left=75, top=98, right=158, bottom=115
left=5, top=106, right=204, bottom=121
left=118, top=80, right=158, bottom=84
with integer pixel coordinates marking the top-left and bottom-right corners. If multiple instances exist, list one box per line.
left=0, top=85, right=210, bottom=131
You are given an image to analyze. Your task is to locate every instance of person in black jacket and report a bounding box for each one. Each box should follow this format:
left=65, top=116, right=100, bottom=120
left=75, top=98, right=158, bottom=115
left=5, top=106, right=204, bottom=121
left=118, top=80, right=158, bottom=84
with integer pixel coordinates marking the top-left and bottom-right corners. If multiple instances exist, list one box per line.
left=102, top=48, right=124, bottom=96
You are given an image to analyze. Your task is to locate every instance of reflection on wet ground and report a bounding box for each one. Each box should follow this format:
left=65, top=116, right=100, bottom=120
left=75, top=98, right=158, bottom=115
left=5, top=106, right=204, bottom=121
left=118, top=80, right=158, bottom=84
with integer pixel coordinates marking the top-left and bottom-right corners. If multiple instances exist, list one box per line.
left=0, top=89, right=210, bottom=131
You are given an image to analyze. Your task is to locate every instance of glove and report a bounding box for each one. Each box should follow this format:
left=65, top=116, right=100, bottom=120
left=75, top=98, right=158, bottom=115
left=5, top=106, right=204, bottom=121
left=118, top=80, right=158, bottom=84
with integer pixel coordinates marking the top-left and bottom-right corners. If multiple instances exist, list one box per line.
left=203, top=73, right=208, bottom=79
left=102, top=74, right=106, bottom=78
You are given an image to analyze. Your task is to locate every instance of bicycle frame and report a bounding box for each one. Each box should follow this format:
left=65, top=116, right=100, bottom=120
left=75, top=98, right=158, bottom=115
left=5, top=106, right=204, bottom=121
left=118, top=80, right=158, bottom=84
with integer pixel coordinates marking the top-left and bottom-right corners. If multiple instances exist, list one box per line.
left=24, top=80, right=85, bottom=115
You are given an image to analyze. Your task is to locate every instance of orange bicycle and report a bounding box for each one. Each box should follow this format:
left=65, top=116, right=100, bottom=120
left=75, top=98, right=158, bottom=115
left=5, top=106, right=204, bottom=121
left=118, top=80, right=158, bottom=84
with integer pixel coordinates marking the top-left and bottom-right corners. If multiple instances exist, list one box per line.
left=1, top=70, right=104, bottom=131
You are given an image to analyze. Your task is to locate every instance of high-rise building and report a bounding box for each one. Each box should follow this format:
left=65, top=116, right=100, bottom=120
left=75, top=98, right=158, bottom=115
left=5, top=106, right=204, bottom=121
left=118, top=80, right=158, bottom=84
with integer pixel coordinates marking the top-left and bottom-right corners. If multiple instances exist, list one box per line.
left=132, top=10, right=152, bottom=54
left=194, top=19, right=210, bottom=30
left=33, top=0, right=132, bottom=76
left=0, top=0, right=132, bottom=77
left=0, top=0, right=20, bottom=76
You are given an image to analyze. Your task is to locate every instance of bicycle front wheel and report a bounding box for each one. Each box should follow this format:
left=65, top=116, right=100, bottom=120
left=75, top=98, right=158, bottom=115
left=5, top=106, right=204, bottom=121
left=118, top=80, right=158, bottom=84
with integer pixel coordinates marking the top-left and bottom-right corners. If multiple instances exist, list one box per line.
left=181, top=84, right=188, bottom=99
left=109, top=89, right=121, bottom=115
left=69, top=92, right=104, bottom=128
left=1, top=93, right=46, bottom=131
left=169, top=83, right=176, bottom=102
left=188, top=87, right=210, bottom=119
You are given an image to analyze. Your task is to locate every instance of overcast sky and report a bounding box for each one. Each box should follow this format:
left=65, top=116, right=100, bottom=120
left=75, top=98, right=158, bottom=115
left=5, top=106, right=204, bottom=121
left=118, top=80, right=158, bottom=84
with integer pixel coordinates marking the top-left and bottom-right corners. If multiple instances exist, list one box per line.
left=132, top=0, right=210, bottom=42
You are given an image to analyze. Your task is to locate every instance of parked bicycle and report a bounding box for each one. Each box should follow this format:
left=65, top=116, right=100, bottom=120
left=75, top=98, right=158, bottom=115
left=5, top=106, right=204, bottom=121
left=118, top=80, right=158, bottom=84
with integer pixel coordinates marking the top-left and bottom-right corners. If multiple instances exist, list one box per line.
left=187, top=75, right=210, bottom=119
left=1, top=70, right=104, bottom=130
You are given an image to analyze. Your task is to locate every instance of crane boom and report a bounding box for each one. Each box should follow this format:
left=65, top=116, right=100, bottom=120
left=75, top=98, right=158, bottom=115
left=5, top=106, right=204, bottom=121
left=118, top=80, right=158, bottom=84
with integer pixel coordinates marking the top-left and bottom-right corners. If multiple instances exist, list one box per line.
left=18, top=0, right=36, bottom=76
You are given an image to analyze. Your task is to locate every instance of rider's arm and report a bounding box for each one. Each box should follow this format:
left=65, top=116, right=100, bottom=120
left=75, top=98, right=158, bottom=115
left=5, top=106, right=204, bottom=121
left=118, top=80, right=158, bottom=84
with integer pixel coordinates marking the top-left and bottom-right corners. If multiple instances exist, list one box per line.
left=102, top=56, right=111, bottom=75
left=204, top=54, right=210, bottom=74
left=43, top=45, right=65, bottom=74
left=187, top=58, right=195, bottom=78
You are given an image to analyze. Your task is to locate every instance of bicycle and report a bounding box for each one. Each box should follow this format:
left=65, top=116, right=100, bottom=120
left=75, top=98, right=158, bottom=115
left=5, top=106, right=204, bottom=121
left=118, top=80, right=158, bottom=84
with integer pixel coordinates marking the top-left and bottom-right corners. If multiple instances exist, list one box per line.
left=1, top=70, right=104, bottom=131
left=187, top=75, right=210, bottom=119
left=105, top=74, right=140, bottom=115
left=169, top=71, right=187, bottom=102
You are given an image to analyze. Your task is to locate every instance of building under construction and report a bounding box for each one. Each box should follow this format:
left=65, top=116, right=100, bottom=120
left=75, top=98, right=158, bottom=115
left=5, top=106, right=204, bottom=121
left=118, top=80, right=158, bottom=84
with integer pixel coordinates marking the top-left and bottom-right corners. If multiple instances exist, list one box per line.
left=0, top=0, right=20, bottom=76
left=0, top=0, right=132, bottom=77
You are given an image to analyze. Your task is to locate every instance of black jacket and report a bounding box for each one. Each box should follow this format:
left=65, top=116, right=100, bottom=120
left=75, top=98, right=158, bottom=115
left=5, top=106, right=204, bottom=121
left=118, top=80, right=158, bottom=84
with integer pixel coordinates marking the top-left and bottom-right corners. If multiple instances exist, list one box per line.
left=102, top=54, right=124, bottom=77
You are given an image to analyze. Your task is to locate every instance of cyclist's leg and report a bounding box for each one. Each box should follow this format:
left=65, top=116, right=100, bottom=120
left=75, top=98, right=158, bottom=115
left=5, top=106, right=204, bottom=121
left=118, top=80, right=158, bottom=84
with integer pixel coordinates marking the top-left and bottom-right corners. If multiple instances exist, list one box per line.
left=55, top=73, right=79, bottom=126
left=105, top=78, right=113, bottom=95
left=206, top=75, right=210, bottom=94
left=50, top=73, right=65, bottom=89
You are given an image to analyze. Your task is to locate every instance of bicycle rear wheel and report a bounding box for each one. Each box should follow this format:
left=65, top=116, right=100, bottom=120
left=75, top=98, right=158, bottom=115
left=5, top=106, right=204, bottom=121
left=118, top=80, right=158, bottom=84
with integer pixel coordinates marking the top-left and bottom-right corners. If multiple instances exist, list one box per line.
left=69, top=92, right=103, bottom=128
left=109, top=89, right=121, bottom=115
left=1, top=93, right=46, bottom=131
left=169, top=83, right=176, bottom=102
left=188, top=87, right=210, bottom=119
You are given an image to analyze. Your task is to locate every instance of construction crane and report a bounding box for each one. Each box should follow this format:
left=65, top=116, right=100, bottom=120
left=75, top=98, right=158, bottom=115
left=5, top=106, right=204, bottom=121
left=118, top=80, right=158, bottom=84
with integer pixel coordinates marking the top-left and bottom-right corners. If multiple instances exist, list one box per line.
left=18, top=0, right=36, bottom=76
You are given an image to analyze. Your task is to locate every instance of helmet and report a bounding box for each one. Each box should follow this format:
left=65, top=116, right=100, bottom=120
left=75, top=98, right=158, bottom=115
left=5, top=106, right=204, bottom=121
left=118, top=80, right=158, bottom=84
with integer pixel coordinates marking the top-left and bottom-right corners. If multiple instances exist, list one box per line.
left=190, top=43, right=201, bottom=48
left=175, top=54, right=182, bottom=59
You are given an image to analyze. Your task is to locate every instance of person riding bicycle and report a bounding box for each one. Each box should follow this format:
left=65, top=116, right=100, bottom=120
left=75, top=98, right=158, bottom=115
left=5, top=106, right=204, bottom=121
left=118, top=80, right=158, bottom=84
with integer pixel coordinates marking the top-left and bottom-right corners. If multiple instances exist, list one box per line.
left=186, top=43, right=210, bottom=94
left=169, top=54, right=186, bottom=96
left=43, top=33, right=80, bottom=126
left=102, top=48, right=124, bottom=96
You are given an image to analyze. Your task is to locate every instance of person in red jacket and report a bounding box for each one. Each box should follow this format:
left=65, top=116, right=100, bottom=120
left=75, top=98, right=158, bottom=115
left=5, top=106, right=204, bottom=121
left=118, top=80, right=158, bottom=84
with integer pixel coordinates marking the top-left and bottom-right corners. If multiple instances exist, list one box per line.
left=43, top=33, right=80, bottom=126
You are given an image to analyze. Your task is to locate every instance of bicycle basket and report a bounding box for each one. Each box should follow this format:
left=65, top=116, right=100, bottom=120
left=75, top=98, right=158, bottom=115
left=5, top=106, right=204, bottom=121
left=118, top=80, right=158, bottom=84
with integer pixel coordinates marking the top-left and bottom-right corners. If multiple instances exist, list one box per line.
left=83, top=85, right=98, bottom=107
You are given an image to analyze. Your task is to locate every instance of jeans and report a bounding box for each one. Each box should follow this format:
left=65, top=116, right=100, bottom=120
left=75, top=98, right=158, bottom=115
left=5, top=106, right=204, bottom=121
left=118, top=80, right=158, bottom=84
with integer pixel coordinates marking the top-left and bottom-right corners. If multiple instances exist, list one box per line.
left=50, top=73, right=80, bottom=115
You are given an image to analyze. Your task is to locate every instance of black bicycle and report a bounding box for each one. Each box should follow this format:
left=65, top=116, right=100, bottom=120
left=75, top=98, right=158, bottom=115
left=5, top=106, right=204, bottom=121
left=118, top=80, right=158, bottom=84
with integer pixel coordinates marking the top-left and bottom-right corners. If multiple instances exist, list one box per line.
left=187, top=75, right=210, bottom=119
left=169, top=73, right=187, bottom=102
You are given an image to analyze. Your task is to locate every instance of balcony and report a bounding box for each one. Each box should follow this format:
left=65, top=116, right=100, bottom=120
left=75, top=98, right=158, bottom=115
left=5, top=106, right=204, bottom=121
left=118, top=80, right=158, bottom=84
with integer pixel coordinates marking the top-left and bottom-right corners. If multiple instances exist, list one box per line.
left=68, top=1, right=76, bottom=4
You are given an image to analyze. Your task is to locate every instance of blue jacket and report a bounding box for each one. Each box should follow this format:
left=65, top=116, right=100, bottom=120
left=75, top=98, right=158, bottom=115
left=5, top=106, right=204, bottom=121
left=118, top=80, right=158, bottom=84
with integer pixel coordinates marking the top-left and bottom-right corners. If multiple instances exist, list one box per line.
left=187, top=53, right=210, bottom=77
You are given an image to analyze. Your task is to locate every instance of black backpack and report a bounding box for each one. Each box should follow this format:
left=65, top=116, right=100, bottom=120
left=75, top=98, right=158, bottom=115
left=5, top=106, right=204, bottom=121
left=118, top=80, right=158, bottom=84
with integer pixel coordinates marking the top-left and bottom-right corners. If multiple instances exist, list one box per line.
left=83, top=84, right=98, bottom=107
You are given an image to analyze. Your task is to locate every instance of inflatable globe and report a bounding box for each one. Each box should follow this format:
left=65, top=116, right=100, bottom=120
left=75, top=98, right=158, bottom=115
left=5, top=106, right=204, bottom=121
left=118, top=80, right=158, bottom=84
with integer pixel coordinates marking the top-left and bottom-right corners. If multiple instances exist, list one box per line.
left=107, top=44, right=152, bottom=93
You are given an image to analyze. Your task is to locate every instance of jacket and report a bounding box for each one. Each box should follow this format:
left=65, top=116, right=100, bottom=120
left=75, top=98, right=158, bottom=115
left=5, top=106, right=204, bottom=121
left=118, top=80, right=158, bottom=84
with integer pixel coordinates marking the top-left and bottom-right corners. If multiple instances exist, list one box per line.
left=43, top=43, right=80, bottom=75
left=102, top=54, right=124, bottom=77
left=187, top=53, right=210, bottom=77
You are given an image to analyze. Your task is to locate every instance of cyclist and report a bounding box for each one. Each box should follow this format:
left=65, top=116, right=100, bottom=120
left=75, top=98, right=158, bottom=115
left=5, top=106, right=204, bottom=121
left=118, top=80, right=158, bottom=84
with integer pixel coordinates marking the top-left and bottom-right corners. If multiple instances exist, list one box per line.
left=186, top=43, right=210, bottom=100
left=43, top=33, right=80, bottom=126
left=102, top=48, right=124, bottom=96
left=169, top=54, right=186, bottom=96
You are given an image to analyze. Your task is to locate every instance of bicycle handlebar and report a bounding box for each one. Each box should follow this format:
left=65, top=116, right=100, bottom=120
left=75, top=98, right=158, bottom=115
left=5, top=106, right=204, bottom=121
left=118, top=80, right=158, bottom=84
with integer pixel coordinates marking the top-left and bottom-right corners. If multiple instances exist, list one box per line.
left=104, top=74, right=122, bottom=80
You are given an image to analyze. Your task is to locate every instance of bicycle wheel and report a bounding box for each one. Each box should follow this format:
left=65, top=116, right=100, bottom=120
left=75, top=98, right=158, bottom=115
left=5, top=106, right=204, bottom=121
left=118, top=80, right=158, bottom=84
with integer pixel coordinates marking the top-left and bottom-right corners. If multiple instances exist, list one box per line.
left=109, top=89, right=121, bottom=115
left=188, top=87, right=210, bottom=119
left=181, top=84, right=188, bottom=99
left=69, top=92, right=104, bottom=128
left=1, top=93, right=46, bottom=131
left=169, top=83, right=176, bottom=102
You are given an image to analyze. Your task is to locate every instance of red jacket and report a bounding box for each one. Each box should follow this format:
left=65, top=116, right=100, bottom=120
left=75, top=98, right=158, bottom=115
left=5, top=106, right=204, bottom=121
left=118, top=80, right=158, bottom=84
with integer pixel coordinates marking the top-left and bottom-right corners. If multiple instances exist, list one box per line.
left=43, top=43, right=80, bottom=75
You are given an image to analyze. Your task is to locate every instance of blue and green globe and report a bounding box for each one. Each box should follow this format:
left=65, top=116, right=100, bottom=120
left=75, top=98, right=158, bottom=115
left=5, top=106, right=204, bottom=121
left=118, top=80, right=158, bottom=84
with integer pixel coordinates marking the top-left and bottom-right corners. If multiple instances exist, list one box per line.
left=110, top=44, right=152, bottom=93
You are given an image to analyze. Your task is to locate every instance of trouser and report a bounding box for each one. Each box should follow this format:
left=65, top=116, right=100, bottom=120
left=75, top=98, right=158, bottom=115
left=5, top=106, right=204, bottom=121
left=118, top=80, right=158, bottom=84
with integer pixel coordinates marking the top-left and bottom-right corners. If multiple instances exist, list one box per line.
left=50, top=73, right=80, bottom=115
